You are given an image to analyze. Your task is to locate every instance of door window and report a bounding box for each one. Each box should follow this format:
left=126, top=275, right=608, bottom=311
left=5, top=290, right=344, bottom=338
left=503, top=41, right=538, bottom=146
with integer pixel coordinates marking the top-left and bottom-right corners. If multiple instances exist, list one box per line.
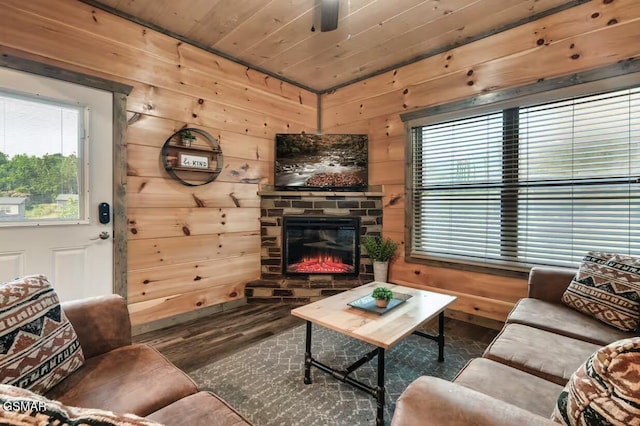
left=0, top=90, right=87, bottom=224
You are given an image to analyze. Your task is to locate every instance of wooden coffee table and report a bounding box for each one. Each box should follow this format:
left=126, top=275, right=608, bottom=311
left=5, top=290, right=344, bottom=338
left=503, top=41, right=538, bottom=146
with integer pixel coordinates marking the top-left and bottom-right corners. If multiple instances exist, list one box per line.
left=291, top=282, right=457, bottom=426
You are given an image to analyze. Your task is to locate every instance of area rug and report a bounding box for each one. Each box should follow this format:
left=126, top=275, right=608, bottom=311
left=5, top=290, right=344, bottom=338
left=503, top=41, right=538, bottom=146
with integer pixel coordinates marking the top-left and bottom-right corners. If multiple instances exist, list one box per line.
left=190, top=322, right=496, bottom=426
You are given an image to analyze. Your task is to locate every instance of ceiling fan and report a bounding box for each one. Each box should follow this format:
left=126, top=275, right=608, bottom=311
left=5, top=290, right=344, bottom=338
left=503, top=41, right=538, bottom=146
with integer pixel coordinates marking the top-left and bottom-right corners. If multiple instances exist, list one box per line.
left=320, top=0, right=339, bottom=32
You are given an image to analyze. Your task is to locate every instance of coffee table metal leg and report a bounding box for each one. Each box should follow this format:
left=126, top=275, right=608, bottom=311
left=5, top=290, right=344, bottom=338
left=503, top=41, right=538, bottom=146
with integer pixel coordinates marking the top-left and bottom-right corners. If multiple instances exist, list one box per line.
left=304, top=321, right=312, bottom=384
left=412, top=310, right=447, bottom=362
left=437, top=311, right=445, bottom=362
left=376, top=347, right=385, bottom=426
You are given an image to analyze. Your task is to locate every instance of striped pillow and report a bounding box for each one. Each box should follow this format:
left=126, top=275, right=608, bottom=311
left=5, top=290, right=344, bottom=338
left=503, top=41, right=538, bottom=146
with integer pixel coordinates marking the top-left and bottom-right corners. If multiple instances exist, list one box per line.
left=0, top=275, right=85, bottom=394
left=562, top=252, right=640, bottom=331
left=552, top=337, right=640, bottom=425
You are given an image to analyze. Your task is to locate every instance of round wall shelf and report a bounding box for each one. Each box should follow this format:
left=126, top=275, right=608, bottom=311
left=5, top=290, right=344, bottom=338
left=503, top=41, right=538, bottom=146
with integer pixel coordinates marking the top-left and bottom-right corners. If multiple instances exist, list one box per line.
left=161, top=128, right=223, bottom=186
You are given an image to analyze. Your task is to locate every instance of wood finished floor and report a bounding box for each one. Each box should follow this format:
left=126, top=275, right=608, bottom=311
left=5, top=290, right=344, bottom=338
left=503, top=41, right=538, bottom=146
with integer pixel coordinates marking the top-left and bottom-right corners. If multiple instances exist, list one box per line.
left=134, top=303, right=499, bottom=374
left=134, top=304, right=304, bottom=374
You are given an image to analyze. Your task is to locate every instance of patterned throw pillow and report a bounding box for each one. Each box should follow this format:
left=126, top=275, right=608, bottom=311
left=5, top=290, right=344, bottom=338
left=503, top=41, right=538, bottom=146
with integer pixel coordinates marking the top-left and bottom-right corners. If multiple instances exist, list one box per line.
left=552, top=337, right=640, bottom=425
left=0, top=275, right=85, bottom=394
left=0, top=384, right=164, bottom=425
left=562, top=252, right=640, bottom=331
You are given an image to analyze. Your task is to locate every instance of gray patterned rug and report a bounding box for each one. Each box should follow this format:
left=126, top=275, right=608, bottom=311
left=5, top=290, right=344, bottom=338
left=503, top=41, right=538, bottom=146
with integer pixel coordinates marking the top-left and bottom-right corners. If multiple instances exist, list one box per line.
left=190, top=321, right=496, bottom=426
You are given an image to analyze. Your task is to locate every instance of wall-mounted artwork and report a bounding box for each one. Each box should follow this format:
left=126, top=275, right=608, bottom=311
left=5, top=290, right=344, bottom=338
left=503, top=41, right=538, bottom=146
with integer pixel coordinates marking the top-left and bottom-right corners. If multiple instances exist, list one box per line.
left=274, top=133, right=368, bottom=191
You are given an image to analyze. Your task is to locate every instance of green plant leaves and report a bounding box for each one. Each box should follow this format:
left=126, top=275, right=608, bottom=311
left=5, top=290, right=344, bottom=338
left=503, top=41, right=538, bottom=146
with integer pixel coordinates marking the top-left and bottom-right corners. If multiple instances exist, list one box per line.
left=372, top=286, right=394, bottom=301
left=362, top=235, right=398, bottom=262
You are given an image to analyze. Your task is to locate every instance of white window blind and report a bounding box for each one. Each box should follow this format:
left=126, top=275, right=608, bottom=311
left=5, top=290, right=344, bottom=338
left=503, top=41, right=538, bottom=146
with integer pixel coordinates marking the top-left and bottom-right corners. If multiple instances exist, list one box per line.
left=411, top=87, right=640, bottom=269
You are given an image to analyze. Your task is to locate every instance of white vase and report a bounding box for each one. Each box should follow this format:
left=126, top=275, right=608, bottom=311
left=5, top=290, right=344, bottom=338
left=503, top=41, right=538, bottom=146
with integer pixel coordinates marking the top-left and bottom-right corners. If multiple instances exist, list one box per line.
left=373, top=261, right=389, bottom=283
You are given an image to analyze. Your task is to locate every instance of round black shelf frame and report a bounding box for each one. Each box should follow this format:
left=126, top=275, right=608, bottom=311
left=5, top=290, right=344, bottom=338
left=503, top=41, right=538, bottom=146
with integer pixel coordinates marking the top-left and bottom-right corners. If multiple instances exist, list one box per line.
left=161, top=128, right=223, bottom=187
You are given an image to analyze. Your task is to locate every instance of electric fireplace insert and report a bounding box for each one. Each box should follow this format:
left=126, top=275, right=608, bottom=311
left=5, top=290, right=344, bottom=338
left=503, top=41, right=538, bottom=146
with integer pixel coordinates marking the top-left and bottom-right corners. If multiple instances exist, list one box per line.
left=282, top=216, right=360, bottom=276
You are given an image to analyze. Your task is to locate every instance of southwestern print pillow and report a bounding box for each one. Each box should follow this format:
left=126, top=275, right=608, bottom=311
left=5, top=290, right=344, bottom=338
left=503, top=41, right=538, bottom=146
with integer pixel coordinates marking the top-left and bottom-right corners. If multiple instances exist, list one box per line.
left=0, top=275, right=85, bottom=394
left=552, top=337, right=640, bottom=425
left=562, top=252, right=640, bottom=331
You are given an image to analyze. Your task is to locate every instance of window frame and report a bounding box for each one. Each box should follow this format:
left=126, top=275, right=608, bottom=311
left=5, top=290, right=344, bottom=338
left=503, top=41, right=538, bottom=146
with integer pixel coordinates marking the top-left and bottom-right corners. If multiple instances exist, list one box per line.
left=0, top=88, right=90, bottom=227
left=403, top=71, right=640, bottom=277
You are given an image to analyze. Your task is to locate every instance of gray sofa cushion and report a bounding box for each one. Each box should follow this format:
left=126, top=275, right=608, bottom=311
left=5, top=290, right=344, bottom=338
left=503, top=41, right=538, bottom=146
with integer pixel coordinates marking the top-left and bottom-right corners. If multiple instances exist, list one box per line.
left=392, top=376, right=557, bottom=426
left=0, top=384, right=162, bottom=426
left=453, top=358, right=564, bottom=417
left=146, top=391, right=251, bottom=426
left=507, top=298, right=635, bottom=345
left=45, top=344, right=198, bottom=417
left=483, top=324, right=601, bottom=385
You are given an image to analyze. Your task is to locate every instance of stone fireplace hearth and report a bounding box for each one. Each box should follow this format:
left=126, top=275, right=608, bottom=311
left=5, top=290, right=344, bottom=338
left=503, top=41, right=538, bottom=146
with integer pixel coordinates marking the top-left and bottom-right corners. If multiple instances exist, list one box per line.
left=246, top=185, right=384, bottom=304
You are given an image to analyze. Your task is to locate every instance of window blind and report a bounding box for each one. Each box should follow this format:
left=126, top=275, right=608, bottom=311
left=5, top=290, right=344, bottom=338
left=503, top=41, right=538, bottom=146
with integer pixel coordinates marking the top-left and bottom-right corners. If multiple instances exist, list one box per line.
left=411, top=87, right=640, bottom=269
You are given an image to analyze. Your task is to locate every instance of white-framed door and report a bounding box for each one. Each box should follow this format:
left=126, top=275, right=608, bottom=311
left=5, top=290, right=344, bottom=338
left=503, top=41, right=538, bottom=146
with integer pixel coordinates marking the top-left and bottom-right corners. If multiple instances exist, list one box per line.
left=0, top=66, right=113, bottom=301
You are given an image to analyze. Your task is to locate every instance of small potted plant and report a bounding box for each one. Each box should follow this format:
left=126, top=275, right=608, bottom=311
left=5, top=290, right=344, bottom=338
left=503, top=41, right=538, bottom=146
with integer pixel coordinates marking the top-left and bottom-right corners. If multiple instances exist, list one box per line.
left=372, top=287, right=394, bottom=308
left=362, top=235, right=399, bottom=282
left=179, top=129, right=196, bottom=147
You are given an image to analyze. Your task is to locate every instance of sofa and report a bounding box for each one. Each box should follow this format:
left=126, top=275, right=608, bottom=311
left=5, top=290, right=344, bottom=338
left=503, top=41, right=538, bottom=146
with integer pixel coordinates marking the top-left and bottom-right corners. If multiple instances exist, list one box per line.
left=2, top=291, right=250, bottom=426
left=391, top=266, right=637, bottom=426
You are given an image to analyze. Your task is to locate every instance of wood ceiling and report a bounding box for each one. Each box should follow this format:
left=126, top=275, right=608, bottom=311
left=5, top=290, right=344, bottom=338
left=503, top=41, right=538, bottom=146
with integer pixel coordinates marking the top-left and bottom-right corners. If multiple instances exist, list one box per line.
left=86, top=0, right=581, bottom=93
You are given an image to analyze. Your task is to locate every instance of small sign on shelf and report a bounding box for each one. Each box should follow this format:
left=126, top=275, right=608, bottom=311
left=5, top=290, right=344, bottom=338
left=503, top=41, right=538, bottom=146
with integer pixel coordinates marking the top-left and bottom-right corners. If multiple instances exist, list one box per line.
left=178, top=152, right=210, bottom=170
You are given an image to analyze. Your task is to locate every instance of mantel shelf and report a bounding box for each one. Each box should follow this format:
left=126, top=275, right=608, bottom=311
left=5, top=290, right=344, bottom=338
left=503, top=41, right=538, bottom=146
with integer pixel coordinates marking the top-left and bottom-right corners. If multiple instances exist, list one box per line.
left=258, top=185, right=384, bottom=198
left=165, top=144, right=222, bottom=155
left=169, top=166, right=219, bottom=173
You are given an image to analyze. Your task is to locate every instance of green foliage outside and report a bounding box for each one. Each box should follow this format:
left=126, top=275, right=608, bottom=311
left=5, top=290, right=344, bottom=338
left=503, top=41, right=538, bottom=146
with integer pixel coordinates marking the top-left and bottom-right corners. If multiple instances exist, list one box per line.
left=25, top=200, right=79, bottom=219
left=362, top=235, right=398, bottom=262
left=0, top=151, right=79, bottom=219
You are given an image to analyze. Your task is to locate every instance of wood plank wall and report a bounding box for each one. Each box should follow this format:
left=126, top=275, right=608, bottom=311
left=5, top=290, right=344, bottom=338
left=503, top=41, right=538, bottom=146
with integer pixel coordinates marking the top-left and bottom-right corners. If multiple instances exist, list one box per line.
left=0, top=0, right=316, bottom=325
left=321, top=0, right=640, bottom=322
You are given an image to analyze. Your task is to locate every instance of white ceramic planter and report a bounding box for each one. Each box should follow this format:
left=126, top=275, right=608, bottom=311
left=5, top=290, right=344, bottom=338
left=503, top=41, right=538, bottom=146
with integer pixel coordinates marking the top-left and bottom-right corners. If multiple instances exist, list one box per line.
left=373, top=261, right=389, bottom=283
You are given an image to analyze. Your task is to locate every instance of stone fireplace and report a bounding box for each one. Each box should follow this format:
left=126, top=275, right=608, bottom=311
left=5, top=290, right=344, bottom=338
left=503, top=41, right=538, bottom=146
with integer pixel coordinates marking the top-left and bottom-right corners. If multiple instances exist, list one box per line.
left=246, top=185, right=384, bottom=304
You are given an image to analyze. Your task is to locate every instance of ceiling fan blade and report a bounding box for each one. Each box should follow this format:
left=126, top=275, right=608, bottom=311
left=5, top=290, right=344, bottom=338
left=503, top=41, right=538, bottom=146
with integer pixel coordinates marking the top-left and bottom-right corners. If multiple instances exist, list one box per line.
left=320, top=0, right=339, bottom=32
